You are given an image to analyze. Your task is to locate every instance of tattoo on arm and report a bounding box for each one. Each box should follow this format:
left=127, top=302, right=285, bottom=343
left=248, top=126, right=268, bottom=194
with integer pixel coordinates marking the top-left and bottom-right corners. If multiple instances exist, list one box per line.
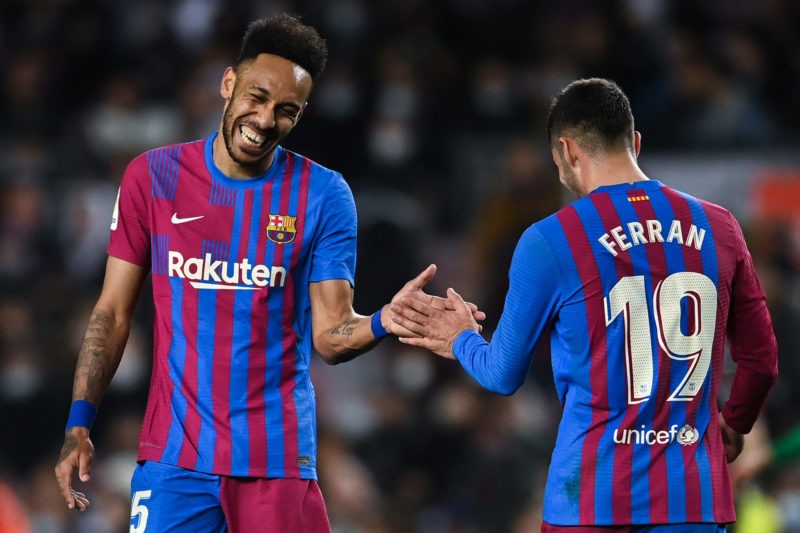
left=60, top=431, right=78, bottom=461
left=73, top=310, right=123, bottom=402
left=329, top=318, right=359, bottom=338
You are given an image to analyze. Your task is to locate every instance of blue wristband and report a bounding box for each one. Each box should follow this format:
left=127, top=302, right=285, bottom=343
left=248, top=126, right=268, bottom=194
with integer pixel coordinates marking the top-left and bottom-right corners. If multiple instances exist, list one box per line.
left=371, top=309, right=390, bottom=340
left=65, top=400, right=98, bottom=430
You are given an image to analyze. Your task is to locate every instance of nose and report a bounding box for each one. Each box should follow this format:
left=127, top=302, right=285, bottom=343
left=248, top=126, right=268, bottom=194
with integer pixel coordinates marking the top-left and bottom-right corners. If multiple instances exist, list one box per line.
left=253, top=102, right=276, bottom=130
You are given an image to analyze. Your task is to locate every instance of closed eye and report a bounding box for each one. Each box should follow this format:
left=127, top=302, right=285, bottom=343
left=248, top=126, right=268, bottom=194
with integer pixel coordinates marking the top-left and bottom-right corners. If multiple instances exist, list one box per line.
left=279, top=106, right=301, bottom=120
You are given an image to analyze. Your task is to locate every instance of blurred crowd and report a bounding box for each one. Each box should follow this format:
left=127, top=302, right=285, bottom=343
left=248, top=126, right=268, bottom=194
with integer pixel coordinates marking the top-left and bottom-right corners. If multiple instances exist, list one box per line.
left=1, top=0, right=800, bottom=532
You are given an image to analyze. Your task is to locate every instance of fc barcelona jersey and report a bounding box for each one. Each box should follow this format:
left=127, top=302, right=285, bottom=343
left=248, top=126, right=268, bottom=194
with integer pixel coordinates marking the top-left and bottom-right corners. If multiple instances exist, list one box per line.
left=453, top=180, right=778, bottom=525
left=108, top=133, right=358, bottom=479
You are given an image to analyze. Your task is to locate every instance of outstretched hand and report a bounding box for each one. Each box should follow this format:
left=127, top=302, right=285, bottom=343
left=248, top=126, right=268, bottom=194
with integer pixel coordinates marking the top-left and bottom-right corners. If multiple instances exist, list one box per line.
left=391, top=287, right=480, bottom=359
left=54, top=427, right=94, bottom=511
left=384, top=265, right=485, bottom=338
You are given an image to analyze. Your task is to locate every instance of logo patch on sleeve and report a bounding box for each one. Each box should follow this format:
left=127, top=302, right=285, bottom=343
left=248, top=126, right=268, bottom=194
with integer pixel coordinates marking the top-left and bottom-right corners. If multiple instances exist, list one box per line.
left=110, top=187, right=120, bottom=230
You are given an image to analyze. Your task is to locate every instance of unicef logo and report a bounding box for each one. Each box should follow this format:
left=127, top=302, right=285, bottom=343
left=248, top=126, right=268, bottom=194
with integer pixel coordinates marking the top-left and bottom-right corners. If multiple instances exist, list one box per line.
left=677, top=424, right=699, bottom=446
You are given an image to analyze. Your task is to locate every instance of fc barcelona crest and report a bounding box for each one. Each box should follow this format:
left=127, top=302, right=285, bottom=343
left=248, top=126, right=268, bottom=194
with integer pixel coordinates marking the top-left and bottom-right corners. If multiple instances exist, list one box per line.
left=267, top=213, right=297, bottom=244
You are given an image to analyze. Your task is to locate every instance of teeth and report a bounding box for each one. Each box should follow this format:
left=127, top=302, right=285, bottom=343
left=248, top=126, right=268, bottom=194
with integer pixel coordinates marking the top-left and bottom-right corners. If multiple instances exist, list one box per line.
left=240, top=125, right=266, bottom=147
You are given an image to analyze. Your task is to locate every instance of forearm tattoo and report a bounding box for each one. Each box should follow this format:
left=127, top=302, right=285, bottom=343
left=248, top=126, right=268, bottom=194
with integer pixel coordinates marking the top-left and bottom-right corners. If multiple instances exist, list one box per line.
left=329, top=318, right=358, bottom=338
left=59, top=431, right=78, bottom=460
left=73, top=310, right=121, bottom=401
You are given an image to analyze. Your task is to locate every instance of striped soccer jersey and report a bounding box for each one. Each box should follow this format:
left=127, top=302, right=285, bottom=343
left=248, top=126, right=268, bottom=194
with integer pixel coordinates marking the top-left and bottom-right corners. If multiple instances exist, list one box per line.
left=108, top=133, right=357, bottom=480
left=453, top=180, right=778, bottom=526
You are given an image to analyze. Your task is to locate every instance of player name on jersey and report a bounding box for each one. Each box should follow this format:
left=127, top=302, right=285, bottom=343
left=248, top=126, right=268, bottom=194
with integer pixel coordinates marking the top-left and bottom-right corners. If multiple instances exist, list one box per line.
left=598, top=218, right=706, bottom=257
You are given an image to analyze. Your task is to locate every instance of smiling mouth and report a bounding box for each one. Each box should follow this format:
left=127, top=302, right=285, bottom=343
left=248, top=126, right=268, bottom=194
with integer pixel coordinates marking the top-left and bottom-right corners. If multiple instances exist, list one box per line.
left=239, top=124, right=267, bottom=149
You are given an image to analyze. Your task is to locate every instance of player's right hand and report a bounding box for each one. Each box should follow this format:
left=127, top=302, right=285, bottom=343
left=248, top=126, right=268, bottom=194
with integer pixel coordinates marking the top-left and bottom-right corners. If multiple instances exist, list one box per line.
left=719, top=413, right=744, bottom=463
left=54, top=427, right=95, bottom=511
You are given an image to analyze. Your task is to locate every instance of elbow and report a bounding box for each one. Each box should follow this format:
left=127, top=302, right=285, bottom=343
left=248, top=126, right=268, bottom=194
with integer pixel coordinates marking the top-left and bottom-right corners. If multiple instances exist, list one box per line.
left=313, top=341, right=340, bottom=365
left=314, top=340, right=357, bottom=365
left=483, top=378, right=523, bottom=396
left=317, top=351, right=347, bottom=366
left=489, top=384, right=521, bottom=396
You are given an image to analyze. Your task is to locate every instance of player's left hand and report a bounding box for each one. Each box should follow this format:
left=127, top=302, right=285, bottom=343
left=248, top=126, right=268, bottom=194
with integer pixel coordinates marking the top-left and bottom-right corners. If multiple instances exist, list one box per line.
left=384, top=265, right=485, bottom=338
left=719, top=413, right=745, bottom=463
left=55, top=427, right=94, bottom=511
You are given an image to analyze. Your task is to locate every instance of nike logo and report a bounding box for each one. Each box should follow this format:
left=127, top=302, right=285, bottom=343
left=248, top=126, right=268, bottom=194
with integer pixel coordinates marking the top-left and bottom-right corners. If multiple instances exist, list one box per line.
left=171, top=213, right=205, bottom=225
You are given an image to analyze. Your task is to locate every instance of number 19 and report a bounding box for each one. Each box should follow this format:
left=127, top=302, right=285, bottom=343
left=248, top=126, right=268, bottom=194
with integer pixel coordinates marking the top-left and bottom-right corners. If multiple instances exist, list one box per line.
left=604, top=272, right=717, bottom=405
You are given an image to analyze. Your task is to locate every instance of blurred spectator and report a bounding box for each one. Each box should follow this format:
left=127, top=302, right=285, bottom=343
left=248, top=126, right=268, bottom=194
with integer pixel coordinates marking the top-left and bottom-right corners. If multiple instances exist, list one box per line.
left=1, top=1, right=799, bottom=531
left=0, top=476, right=31, bottom=533
left=82, top=71, right=183, bottom=163
left=0, top=178, right=58, bottom=293
left=468, top=137, right=561, bottom=327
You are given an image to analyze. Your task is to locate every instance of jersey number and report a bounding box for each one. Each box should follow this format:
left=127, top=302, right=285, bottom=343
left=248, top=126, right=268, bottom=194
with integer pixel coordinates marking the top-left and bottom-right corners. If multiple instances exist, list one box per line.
left=130, top=490, right=152, bottom=533
left=604, top=272, right=717, bottom=405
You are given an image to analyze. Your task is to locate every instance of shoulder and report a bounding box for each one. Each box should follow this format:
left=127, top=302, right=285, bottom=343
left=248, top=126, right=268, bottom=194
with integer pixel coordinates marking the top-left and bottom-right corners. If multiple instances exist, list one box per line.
left=662, top=185, right=741, bottom=233
left=515, top=221, right=559, bottom=265
left=285, top=149, right=347, bottom=185
left=284, top=150, right=354, bottom=207
left=126, top=139, right=201, bottom=172
left=141, top=139, right=201, bottom=160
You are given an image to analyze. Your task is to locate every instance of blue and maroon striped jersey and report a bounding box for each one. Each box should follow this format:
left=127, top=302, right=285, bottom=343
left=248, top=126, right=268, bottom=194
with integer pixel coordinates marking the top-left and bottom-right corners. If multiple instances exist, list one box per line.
left=453, top=180, right=778, bottom=526
left=108, top=133, right=357, bottom=480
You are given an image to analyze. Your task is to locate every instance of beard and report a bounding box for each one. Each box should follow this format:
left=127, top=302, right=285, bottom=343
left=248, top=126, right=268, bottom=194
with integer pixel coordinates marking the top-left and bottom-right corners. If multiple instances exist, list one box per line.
left=559, top=165, right=584, bottom=198
left=554, top=147, right=584, bottom=198
left=220, top=102, right=273, bottom=170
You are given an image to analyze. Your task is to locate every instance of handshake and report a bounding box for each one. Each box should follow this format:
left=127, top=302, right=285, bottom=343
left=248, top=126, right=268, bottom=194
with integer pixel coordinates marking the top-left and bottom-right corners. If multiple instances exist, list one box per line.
left=385, top=264, right=485, bottom=360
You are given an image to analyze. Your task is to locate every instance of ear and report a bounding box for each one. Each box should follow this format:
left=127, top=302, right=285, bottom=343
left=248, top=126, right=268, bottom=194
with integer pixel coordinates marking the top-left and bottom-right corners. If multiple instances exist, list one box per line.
left=633, top=130, right=642, bottom=157
left=293, top=101, right=309, bottom=126
left=558, top=136, right=581, bottom=170
left=220, top=66, right=236, bottom=100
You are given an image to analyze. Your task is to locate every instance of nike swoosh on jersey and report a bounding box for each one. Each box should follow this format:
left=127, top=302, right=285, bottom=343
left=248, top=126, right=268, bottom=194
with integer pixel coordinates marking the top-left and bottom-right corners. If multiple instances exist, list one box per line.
left=171, top=213, right=205, bottom=224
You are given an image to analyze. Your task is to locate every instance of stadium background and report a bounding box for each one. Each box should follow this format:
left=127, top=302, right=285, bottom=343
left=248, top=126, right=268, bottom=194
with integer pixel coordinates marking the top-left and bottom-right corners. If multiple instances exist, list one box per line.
left=1, top=0, right=799, bottom=531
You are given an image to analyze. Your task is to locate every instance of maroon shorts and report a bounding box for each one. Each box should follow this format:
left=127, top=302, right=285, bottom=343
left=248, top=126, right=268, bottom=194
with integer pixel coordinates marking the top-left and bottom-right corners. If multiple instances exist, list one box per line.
left=130, top=461, right=330, bottom=532
left=220, top=476, right=330, bottom=533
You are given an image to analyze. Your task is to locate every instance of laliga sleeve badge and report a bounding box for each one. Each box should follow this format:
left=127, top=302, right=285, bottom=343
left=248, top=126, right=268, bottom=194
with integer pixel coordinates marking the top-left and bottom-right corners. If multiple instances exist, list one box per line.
left=110, top=187, right=120, bottom=231
left=267, top=213, right=297, bottom=244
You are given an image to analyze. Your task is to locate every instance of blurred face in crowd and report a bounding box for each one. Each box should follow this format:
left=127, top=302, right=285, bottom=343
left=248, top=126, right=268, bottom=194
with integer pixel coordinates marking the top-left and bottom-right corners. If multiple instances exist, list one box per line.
left=218, top=53, right=312, bottom=176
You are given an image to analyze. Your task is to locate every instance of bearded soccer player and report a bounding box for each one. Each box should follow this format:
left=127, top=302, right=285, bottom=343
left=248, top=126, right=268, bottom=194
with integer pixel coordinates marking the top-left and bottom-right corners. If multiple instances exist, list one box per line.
left=54, top=14, right=484, bottom=532
left=392, top=78, right=779, bottom=532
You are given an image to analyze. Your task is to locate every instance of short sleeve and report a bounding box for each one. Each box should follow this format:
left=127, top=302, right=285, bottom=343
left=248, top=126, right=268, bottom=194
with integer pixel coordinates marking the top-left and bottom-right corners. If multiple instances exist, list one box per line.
left=107, top=154, right=151, bottom=268
left=309, top=173, right=357, bottom=286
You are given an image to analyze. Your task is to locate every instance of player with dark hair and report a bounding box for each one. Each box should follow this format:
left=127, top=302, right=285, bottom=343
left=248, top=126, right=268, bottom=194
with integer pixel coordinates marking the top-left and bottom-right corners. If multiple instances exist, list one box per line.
left=54, top=14, right=483, bottom=532
left=392, top=78, right=779, bottom=532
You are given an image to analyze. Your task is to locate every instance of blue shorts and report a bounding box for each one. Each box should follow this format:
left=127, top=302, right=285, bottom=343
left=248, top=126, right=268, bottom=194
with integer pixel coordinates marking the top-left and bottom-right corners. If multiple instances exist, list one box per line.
left=541, top=522, right=727, bottom=532
left=129, top=461, right=330, bottom=532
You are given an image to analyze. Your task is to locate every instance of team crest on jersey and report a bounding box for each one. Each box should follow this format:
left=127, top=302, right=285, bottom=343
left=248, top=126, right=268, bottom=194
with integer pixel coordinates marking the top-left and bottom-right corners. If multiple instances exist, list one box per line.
left=267, top=214, right=297, bottom=244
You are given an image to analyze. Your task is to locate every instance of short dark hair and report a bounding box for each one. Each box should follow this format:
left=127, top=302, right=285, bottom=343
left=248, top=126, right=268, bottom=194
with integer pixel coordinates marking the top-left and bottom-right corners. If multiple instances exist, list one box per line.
left=236, top=14, right=328, bottom=80
left=547, top=78, right=635, bottom=155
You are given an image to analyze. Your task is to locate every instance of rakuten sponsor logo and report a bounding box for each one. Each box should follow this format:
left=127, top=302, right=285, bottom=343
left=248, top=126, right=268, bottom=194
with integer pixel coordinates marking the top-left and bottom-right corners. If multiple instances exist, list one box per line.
left=612, top=424, right=699, bottom=446
left=168, top=251, right=286, bottom=290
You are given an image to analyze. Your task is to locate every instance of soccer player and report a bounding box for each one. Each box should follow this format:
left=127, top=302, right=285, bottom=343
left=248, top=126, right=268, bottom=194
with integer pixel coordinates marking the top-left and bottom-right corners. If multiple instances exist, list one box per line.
left=54, top=14, right=483, bottom=532
left=391, top=78, right=779, bottom=532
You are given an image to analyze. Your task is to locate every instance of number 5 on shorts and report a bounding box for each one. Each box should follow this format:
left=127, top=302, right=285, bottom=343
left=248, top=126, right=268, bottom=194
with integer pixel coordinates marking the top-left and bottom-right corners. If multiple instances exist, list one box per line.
left=130, top=490, right=152, bottom=533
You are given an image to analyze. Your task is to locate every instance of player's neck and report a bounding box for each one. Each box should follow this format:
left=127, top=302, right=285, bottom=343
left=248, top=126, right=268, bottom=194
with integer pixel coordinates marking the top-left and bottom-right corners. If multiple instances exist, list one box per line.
left=583, top=152, right=649, bottom=194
